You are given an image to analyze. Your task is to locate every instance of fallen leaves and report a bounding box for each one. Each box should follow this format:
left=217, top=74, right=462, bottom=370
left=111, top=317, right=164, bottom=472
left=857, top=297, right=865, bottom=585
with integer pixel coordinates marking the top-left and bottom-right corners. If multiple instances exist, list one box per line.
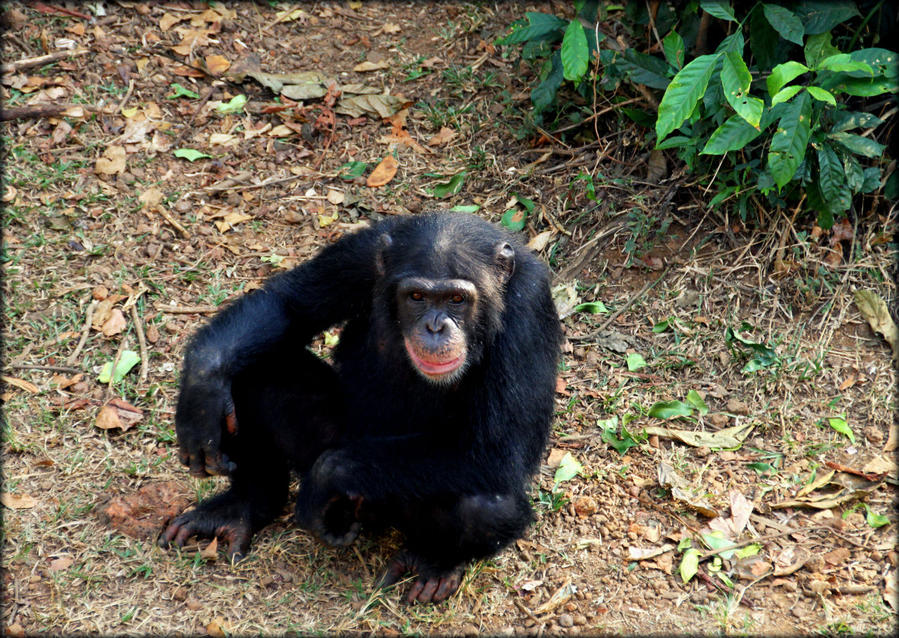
left=1, top=492, right=36, bottom=509
left=99, top=482, right=190, bottom=540
left=854, top=289, right=898, bottom=359
left=94, top=144, right=126, bottom=175
left=366, top=155, right=398, bottom=187
left=94, top=398, right=143, bottom=431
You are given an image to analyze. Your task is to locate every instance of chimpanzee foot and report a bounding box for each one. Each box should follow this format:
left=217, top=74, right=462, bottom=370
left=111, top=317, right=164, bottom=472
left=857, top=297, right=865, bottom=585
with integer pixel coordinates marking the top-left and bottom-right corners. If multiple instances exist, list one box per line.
left=158, top=496, right=255, bottom=560
left=296, top=492, right=363, bottom=547
left=380, top=550, right=464, bottom=603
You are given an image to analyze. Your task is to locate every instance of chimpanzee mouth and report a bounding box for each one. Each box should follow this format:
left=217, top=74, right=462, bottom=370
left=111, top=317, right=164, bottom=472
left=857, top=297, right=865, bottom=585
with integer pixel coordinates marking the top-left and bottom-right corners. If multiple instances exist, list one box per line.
left=404, top=339, right=465, bottom=378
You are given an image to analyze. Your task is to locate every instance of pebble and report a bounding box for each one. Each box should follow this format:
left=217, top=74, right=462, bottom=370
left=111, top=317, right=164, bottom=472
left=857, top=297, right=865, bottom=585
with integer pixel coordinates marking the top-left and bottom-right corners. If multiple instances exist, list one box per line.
left=559, top=613, right=574, bottom=628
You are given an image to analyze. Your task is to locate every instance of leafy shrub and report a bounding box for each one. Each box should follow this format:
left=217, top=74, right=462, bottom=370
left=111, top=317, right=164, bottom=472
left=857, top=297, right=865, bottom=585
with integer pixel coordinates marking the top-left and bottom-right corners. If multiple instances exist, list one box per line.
left=499, top=1, right=897, bottom=229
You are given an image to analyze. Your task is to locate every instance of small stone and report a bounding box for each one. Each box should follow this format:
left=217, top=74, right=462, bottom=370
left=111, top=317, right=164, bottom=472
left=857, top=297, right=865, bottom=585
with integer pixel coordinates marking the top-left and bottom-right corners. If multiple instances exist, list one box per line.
left=185, top=597, right=202, bottom=611
left=558, top=613, right=574, bottom=628
left=726, top=398, right=750, bottom=415
left=573, top=614, right=587, bottom=626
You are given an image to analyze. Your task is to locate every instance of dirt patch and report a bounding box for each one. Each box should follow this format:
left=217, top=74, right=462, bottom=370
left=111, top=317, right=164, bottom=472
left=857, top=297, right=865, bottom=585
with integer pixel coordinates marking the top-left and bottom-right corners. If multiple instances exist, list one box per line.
left=2, top=1, right=896, bottom=635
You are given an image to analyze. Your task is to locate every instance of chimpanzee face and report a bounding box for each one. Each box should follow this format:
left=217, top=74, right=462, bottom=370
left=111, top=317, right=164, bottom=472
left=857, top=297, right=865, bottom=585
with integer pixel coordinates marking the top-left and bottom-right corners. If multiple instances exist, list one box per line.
left=395, top=277, right=478, bottom=384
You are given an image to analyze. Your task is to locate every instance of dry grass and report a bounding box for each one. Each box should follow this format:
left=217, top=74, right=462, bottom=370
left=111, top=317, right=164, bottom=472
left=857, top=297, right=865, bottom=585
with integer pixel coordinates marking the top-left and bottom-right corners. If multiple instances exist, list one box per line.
left=2, top=1, right=897, bottom=635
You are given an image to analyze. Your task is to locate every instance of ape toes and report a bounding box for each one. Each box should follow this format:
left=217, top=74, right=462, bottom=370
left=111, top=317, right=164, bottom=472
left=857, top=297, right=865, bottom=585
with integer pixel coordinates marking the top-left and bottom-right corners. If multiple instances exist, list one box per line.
left=405, top=570, right=463, bottom=604
left=320, top=521, right=361, bottom=547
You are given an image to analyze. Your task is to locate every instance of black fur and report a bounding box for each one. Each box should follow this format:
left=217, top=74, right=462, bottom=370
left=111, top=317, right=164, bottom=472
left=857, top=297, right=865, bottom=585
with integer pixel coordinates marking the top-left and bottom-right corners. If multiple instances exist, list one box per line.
left=161, top=212, right=561, bottom=602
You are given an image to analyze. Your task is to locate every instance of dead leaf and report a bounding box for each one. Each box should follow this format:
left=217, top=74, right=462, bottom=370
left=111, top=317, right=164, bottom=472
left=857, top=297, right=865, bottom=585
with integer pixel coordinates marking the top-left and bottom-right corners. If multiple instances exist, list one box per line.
left=366, top=155, right=398, bottom=187
left=206, top=618, right=231, bottom=638
left=862, top=455, right=897, bottom=476
left=628, top=543, right=675, bottom=561
left=95, top=404, right=123, bottom=430
left=101, top=308, right=127, bottom=336
left=48, top=556, right=74, bottom=572
left=644, top=421, right=754, bottom=449
left=854, top=290, right=899, bottom=359
left=884, top=569, right=897, bottom=613
left=2, top=376, right=40, bottom=394
left=214, top=212, right=254, bottom=233
left=533, top=579, right=574, bottom=615
left=99, top=481, right=189, bottom=540
left=159, top=12, right=185, bottom=31
left=209, top=133, right=237, bottom=146
left=139, top=187, right=164, bottom=209
left=657, top=462, right=718, bottom=517
left=382, top=22, right=401, bottom=34
left=326, top=189, right=345, bottom=205
left=427, top=126, right=457, bottom=147
left=336, top=94, right=410, bottom=119
left=546, top=448, right=567, bottom=468
left=354, top=60, right=390, bottom=72
left=527, top=230, right=554, bottom=252
left=1, top=492, right=36, bottom=509
left=205, top=54, right=230, bottom=75
left=200, top=537, right=219, bottom=560
left=94, top=145, right=126, bottom=175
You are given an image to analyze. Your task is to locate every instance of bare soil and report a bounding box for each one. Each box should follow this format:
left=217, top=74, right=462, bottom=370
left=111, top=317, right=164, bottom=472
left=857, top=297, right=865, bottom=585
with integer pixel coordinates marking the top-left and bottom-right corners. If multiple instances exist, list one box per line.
left=2, top=2, right=897, bottom=636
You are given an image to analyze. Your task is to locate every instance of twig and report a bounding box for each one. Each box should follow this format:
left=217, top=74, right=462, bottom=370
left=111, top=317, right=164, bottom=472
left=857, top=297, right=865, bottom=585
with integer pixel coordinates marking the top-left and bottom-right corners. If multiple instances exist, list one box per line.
left=8, top=363, right=82, bottom=374
left=597, top=266, right=671, bottom=332
left=699, top=525, right=829, bottom=560
left=0, top=103, right=97, bottom=122
left=0, top=49, right=89, bottom=74
left=130, top=304, right=149, bottom=384
left=116, top=79, right=135, bottom=114
left=159, top=305, right=220, bottom=314
left=106, top=336, right=128, bottom=397
left=66, top=300, right=98, bottom=365
left=172, top=87, right=215, bottom=147
left=157, top=206, right=190, bottom=238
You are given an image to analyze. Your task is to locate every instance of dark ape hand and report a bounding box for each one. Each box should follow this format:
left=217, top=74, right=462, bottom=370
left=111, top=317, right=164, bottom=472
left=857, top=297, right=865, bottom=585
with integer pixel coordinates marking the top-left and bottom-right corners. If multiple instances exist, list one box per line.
left=175, top=372, right=238, bottom=478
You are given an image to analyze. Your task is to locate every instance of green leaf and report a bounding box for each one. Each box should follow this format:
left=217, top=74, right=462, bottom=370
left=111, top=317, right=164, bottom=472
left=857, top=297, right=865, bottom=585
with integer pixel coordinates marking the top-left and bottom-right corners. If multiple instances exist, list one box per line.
left=817, top=145, right=850, bottom=215
left=652, top=319, right=671, bottom=333
left=338, top=160, right=368, bottom=180
left=216, top=94, right=247, bottom=114
left=173, top=148, right=211, bottom=161
left=831, top=111, right=883, bottom=133
left=701, top=0, right=736, bottom=22
left=656, top=53, right=721, bottom=141
left=449, top=204, right=480, bottom=213
left=828, top=132, right=887, bottom=158
left=663, top=30, right=685, bottom=69
left=850, top=48, right=898, bottom=80
left=828, top=417, right=855, bottom=444
left=656, top=135, right=693, bottom=150
left=795, top=1, right=859, bottom=35
left=762, top=4, right=804, bottom=45
left=626, top=353, right=646, bottom=371
left=501, top=207, right=527, bottom=232
left=804, top=32, right=840, bottom=68
left=860, top=167, right=881, bottom=194
left=680, top=548, right=700, bottom=583
left=770, top=85, right=804, bottom=105
left=816, top=53, right=872, bottom=75
left=98, top=350, right=141, bottom=384
left=863, top=504, right=890, bottom=529
left=806, top=86, right=836, bottom=105
left=600, top=420, right=641, bottom=456
left=561, top=20, right=589, bottom=82
left=648, top=400, right=693, bottom=419
left=498, top=12, right=567, bottom=45
left=701, top=115, right=763, bottom=154
left=735, top=543, right=762, bottom=559
left=685, top=390, right=709, bottom=415
left=531, top=52, right=564, bottom=112
left=843, top=155, right=864, bottom=192
left=431, top=173, right=466, bottom=198
left=701, top=531, right=736, bottom=559
left=767, top=90, right=811, bottom=189
left=167, top=82, right=200, bottom=99
left=553, top=452, right=583, bottom=484
left=767, top=60, right=809, bottom=96
left=720, top=52, right=763, bottom=127
left=747, top=462, right=777, bottom=474
left=514, top=194, right=536, bottom=211
left=619, top=49, right=671, bottom=90
left=574, top=301, right=609, bottom=314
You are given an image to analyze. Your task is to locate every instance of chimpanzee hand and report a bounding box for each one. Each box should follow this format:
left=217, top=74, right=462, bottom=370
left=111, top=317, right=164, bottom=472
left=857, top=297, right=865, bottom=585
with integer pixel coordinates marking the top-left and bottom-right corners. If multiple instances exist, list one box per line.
left=175, top=370, right=238, bottom=478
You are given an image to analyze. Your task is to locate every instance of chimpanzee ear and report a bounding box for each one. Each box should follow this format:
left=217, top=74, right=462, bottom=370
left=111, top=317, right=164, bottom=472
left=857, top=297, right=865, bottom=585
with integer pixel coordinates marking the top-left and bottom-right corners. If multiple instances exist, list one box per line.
left=375, top=233, right=393, bottom=276
left=495, top=242, right=516, bottom=281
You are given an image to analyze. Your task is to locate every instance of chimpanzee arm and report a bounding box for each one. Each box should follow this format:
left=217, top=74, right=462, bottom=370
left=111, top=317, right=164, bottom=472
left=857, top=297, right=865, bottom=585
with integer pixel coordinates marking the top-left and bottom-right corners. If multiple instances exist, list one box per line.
left=176, top=225, right=386, bottom=477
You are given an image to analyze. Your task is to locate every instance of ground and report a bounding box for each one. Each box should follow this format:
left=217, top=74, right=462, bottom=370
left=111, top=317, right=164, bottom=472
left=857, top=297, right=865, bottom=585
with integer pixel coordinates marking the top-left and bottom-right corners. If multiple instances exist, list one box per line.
left=1, top=2, right=897, bottom=636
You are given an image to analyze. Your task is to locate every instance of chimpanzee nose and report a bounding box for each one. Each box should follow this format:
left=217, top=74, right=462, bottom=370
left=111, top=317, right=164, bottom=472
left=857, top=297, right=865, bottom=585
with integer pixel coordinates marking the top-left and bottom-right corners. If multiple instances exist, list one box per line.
left=426, top=312, right=449, bottom=334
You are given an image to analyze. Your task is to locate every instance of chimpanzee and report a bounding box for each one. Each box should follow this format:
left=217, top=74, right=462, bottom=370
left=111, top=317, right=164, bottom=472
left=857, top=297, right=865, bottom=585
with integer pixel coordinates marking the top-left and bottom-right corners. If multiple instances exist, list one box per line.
left=160, top=212, right=561, bottom=603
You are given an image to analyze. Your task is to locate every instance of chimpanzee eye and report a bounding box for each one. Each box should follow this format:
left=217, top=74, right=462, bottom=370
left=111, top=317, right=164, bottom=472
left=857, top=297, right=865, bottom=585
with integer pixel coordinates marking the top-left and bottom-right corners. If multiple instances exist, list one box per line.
left=449, top=294, right=465, bottom=305
left=409, top=291, right=424, bottom=301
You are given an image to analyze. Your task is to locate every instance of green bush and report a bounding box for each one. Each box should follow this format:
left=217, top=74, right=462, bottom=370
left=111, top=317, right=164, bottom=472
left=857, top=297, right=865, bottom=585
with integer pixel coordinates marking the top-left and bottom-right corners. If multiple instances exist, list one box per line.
left=498, top=1, right=897, bottom=229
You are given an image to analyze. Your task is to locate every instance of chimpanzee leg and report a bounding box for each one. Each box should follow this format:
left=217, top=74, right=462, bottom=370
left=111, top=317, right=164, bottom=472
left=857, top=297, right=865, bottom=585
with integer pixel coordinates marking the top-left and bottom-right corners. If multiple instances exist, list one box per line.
left=382, top=491, right=533, bottom=603
left=161, top=347, right=344, bottom=559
